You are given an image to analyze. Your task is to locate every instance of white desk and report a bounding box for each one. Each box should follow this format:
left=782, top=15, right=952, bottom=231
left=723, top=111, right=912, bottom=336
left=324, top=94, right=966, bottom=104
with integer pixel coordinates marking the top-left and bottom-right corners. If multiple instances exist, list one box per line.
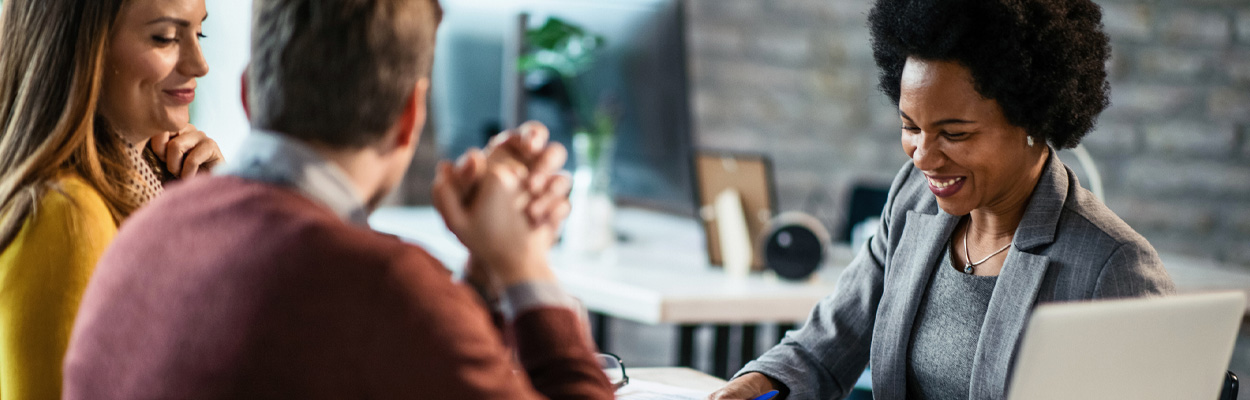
left=629, top=367, right=726, bottom=393
left=369, top=205, right=1250, bottom=378
left=370, top=206, right=850, bottom=378
left=370, top=205, right=1250, bottom=316
left=1159, top=253, right=1250, bottom=316
left=370, top=206, right=852, bottom=325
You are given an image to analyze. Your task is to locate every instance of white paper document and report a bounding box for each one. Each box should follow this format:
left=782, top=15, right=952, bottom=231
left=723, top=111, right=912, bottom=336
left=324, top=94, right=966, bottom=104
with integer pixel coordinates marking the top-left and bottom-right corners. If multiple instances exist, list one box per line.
left=616, top=378, right=711, bottom=400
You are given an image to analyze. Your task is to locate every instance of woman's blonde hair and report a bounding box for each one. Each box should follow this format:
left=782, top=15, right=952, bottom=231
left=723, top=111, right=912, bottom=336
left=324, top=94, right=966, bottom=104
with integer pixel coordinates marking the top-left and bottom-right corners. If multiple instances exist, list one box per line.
left=0, top=0, right=139, bottom=248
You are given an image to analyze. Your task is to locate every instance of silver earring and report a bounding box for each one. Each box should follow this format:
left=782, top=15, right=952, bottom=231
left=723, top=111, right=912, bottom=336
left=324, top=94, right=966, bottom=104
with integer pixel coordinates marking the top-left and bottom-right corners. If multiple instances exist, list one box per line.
left=1027, top=136, right=1035, bottom=147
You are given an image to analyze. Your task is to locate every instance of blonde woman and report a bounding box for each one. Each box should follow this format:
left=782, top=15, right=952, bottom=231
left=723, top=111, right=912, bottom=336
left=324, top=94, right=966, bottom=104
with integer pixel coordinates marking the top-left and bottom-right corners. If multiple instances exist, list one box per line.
left=0, top=0, right=221, bottom=397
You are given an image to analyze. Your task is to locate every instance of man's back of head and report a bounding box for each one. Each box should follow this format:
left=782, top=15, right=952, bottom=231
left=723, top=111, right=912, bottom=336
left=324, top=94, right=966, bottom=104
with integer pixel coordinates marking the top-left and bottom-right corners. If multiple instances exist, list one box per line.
left=247, top=0, right=442, bottom=148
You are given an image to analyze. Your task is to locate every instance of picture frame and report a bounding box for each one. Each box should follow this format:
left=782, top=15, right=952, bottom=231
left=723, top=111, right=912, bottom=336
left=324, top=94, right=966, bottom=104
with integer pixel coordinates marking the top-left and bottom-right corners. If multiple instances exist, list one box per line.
left=693, top=151, right=778, bottom=270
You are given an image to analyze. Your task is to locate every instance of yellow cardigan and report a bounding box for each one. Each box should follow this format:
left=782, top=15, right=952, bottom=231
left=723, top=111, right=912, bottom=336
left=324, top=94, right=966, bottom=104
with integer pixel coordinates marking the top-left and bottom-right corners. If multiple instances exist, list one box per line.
left=0, top=175, right=117, bottom=399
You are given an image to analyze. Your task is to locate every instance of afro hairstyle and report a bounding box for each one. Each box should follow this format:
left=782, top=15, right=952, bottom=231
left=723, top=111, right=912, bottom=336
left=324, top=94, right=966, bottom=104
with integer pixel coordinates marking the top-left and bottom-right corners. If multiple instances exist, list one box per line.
left=867, top=0, right=1111, bottom=149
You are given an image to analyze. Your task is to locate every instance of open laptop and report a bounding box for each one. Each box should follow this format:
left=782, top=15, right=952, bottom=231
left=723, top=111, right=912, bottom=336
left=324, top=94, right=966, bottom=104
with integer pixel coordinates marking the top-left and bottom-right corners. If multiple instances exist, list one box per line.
left=1007, top=291, right=1246, bottom=400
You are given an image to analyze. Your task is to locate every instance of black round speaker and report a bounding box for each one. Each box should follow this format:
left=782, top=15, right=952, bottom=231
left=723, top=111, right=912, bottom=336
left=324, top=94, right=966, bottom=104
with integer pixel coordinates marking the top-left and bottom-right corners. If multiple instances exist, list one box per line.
left=759, top=212, right=830, bottom=281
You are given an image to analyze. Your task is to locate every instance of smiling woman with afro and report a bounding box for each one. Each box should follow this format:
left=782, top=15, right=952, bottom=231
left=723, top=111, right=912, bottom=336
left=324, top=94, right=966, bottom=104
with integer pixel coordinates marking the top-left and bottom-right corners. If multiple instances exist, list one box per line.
left=708, top=0, right=1176, bottom=399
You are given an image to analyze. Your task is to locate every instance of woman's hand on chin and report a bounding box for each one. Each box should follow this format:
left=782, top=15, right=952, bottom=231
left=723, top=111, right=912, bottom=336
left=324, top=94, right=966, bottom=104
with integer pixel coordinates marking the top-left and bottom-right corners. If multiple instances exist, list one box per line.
left=151, top=123, right=223, bottom=178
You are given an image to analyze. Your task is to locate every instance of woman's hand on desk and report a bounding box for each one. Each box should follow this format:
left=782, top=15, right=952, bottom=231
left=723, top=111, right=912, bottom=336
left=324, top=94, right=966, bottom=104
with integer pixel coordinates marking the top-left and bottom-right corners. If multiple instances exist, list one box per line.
left=708, top=372, right=784, bottom=400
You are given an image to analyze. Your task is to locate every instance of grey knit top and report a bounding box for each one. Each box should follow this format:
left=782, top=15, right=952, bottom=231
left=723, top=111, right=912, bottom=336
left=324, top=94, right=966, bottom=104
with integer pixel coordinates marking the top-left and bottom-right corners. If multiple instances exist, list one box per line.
left=905, top=246, right=998, bottom=400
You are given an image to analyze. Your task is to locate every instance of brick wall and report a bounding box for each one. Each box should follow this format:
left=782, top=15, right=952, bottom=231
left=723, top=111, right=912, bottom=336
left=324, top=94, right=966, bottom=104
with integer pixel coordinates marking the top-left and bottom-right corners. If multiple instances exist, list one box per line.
left=684, top=0, right=1250, bottom=269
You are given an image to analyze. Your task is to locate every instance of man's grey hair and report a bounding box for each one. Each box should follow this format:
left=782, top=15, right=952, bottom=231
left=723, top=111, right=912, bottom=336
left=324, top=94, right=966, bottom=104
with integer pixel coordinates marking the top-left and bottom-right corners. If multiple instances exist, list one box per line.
left=248, top=0, right=442, bottom=148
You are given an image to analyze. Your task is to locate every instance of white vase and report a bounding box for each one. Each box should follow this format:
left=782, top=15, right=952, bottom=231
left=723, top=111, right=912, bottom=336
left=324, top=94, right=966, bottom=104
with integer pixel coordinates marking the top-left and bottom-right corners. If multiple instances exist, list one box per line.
left=562, top=133, right=615, bottom=257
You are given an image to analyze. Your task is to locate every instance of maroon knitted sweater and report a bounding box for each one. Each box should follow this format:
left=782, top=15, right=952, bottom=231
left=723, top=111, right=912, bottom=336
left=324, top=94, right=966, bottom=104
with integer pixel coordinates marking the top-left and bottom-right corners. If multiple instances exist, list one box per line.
left=64, top=176, right=613, bottom=399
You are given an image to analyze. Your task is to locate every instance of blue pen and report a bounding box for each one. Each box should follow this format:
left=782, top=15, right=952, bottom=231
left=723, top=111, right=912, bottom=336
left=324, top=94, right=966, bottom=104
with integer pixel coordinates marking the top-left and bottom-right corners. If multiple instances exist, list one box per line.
left=749, top=390, right=779, bottom=400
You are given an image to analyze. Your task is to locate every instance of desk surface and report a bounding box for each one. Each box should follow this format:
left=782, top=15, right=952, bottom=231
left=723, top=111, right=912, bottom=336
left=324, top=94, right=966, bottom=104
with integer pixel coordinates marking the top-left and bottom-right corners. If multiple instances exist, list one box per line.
left=370, top=206, right=1250, bottom=323
left=371, top=206, right=850, bottom=324
left=630, top=367, right=726, bottom=393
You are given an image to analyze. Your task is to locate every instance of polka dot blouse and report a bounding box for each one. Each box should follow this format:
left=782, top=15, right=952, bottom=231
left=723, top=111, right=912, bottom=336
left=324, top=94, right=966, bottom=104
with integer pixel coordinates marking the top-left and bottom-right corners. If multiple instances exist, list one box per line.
left=122, top=138, right=164, bottom=206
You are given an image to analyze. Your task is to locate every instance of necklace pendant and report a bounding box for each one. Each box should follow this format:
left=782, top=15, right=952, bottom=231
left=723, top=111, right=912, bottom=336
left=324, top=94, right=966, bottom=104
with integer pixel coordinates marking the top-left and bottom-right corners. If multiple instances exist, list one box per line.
left=964, top=264, right=974, bottom=274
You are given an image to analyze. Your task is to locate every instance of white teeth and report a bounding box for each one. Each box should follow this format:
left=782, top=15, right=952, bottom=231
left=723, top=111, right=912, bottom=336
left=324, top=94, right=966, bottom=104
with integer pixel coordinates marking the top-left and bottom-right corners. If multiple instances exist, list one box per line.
left=927, top=176, right=964, bottom=189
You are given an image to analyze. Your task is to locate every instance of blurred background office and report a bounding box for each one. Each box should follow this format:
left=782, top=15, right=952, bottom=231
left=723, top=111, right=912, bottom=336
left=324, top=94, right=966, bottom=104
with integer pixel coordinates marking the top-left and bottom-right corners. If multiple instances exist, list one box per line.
left=178, top=0, right=1248, bottom=395
left=194, top=0, right=1250, bottom=269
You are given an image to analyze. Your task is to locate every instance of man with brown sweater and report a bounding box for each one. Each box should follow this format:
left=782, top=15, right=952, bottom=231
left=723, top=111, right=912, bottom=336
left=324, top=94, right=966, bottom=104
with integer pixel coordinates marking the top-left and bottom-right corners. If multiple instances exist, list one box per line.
left=62, top=0, right=613, bottom=399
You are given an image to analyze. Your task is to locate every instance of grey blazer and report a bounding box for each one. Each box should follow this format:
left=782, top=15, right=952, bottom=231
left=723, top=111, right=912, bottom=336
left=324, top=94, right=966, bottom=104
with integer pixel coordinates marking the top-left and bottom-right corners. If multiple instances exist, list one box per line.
left=738, top=152, right=1175, bottom=400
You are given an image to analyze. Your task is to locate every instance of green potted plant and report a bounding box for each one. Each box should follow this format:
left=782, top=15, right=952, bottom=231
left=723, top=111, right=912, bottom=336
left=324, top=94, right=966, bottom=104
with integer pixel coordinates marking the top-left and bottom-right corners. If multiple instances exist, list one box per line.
left=518, top=17, right=617, bottom=255
left=518, top=17, right=616, bottom=175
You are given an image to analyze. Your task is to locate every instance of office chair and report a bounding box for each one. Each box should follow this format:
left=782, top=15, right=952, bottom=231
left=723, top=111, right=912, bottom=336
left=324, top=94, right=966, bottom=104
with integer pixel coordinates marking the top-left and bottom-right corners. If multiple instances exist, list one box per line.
left=1069, top=144, right=1105, bottom=203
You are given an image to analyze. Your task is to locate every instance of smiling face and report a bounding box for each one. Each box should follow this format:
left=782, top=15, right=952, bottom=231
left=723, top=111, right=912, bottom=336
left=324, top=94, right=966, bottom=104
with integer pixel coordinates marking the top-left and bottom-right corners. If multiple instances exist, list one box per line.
left=898, top=58, right=1048, bottom=217
left=98, top=0, right=208, bottom=143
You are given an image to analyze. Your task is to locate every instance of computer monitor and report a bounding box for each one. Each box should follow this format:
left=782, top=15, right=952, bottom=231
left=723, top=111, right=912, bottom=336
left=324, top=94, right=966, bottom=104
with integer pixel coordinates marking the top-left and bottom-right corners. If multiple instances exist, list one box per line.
left=431, top=0, right=695, bottom=215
